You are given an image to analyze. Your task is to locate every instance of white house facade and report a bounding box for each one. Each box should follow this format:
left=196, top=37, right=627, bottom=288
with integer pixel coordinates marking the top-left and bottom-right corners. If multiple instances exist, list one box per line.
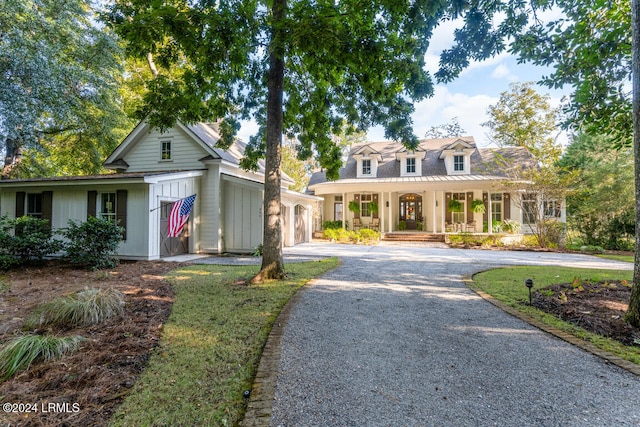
left=307, top=137, right=566, bottom=235
left=0, top=121, right=320, bottom=259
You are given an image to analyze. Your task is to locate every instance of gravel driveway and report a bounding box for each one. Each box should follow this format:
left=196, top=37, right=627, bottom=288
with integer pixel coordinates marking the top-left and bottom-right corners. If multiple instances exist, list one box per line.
left=270, top=243, right=639, bottom=426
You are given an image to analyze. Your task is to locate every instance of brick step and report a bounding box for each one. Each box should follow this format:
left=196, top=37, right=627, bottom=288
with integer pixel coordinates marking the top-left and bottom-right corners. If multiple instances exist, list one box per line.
left=382, top=233, right=445, bottom=242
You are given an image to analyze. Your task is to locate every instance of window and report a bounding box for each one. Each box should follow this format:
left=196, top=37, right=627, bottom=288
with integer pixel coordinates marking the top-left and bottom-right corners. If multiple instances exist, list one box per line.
left=522, top=193, right=536, bottom=225
left=26, top=194, right=42, bottom=218
left=161, top=140, right=172, bottom=160
left=544, top=199, right=561, bottom=218
left=490, top=193, right=502, bottom=222
left=452, top=192, right=465, bottom=224
left=334, top=202, right=343, bottom=221
left=362, top=159, right=371, bottom=175
left=100, top=192, right=117, bottom=223
left=361, top=194, right=372, bottom=217
left=406, top=157, right=416, bottom=173
left=453, top=155, right=464, bottom=171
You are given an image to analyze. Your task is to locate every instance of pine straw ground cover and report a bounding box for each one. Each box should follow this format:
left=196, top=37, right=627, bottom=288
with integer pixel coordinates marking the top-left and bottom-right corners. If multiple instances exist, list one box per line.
left=0, top=258, right=337, bottom=426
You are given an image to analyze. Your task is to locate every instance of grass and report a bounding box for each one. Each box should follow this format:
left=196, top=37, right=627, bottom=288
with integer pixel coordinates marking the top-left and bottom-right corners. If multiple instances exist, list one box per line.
left=110, top=258, right=338, bottom=427
left=470, top=266, right=640, bottom=365
left=24, top=287, right=125, bottom=330
left=596, top=254, right=634, bottom=263
left=0, top=334, right=85, bottom=381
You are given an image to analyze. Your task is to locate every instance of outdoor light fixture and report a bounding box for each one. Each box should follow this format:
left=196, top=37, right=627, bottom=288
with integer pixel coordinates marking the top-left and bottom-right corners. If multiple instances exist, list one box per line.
left=525, top=278, right=534, bottom=305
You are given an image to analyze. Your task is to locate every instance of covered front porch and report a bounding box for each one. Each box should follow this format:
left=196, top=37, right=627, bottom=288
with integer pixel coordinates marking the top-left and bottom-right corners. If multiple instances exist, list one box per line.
left=312, top=182, right=518, bottom=235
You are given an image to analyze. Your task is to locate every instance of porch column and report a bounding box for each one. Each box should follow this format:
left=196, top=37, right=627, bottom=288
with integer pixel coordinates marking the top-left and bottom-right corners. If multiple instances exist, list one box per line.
left=380, top=192, right=385, bottom=233
left=441, top=191, right=446, bottom=233
left=487, top=190, right=493, bottom=234
left=388, top=191, right=392, bottom=232
left=432, top=191, right=437, bottom=233
left=341, top=192, right=346, bottom=228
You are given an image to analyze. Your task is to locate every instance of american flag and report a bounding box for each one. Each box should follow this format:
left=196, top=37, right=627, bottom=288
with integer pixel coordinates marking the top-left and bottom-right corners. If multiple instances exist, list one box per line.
left=168, top=194, right=196, bottom=237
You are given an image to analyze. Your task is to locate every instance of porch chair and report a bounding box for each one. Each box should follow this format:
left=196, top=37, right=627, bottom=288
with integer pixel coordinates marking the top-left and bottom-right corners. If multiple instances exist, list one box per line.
left=370, top=217, right=380, bottom=231
left=445, top=222, right=454, bottom=232
left=465, top=220, right=477, bottom=232
left=353, top=218, right=362, bottom=231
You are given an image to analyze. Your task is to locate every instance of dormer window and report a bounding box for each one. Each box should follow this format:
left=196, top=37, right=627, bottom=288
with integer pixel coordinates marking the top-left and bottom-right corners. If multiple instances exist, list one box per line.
left=362, top=159, right=371, bottom=175
left=406, top=157, right=416, bottom=173
left=454, top=155, right=464, bottom=171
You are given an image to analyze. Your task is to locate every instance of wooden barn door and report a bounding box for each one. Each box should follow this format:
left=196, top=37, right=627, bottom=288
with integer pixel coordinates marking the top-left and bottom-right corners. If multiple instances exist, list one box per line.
left=160, top=202, right=189, bottom=257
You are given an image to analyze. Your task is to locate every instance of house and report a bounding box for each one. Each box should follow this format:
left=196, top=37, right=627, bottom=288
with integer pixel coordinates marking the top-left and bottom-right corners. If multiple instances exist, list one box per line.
left=307, top=137, right=566, bottom=234
left=0, top=121, right=321, bottom=259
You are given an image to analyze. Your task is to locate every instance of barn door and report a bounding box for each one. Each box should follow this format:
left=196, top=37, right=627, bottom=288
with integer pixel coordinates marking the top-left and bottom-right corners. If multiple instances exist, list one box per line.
left=160, top=202, right=189, bottom=257
left=294, top=205, right=306, bottom=244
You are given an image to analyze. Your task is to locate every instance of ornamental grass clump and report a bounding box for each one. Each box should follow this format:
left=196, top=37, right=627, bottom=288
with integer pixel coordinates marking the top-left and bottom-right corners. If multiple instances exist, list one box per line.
left=25, top=287, right=125, bottom=330
left=0, top=334, right=85, bottom=381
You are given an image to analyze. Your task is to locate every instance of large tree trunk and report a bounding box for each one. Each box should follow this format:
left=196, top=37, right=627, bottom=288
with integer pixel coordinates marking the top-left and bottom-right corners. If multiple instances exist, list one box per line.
left=626, top=0, right=640, bottom=326
left=252, top=0, right=287, bottom=283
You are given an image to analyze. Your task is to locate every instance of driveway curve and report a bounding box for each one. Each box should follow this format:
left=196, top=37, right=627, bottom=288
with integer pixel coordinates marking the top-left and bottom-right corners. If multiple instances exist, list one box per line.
left=269, top=243, right=639, bottom=427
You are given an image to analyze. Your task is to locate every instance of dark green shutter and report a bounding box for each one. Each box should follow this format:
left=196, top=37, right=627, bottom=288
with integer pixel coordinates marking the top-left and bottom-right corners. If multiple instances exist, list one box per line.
left=87, top=191, right=97, bottom=219
left=503, top=193, right=511, bottom=220
left=445, top=192, right=452, bottom=224
left=42, top=191, right=53, bottom=230
left=15, top=191, right=25, bottom=217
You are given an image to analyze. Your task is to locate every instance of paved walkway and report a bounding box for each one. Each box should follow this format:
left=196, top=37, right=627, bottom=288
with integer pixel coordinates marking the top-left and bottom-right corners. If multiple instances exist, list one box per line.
left=260, top=243, right=640, bottom=426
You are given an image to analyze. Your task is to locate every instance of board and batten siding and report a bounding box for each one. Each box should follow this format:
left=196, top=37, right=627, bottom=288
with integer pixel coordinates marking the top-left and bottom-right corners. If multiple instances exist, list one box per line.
left=198, top=164, right=222, bottom=253
left=123, top=127, right=210, bottom=172
left=147, top=176, right=200, bottom=259
left=222, top=177, right=263, bottom=253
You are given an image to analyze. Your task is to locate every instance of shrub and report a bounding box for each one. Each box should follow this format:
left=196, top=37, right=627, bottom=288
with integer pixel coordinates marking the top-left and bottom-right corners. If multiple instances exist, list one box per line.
left=501, top=219, right=521, bottom=234
left=357, top=228, right=380, bottom=243
left=322, top=220, right=348, bottom=230
left=323, top=228, right=356, bottom=243
left=398, top=220, right=407, bottom=231
left=61, top=217, right=123, bottom=270
left=0, top=334, right=85, bottom=381
left=25, top=287, right=125, bottom=330
left=0, top=215, right=63, bottom=269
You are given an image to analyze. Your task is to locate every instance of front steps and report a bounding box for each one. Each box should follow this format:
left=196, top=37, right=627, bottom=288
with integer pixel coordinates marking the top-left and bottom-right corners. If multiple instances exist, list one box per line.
left=382, top=232, right=446, bottom=243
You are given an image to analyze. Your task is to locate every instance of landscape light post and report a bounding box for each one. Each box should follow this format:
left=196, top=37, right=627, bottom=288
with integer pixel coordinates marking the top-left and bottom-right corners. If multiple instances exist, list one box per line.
left=525, top=278, right=534, bottom=306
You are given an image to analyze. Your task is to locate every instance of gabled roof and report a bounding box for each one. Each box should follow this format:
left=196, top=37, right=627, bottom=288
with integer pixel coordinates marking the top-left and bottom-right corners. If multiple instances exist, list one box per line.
left=307, top=137, right=535, bottom=187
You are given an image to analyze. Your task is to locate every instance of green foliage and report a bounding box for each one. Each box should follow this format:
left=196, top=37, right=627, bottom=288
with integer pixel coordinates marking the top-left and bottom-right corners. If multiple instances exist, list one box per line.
left=416, top=221, right=423, bottom=231
left=483, top=82, right=561, bottom=167
left=24, top=288, right=125, bottom=330
left=322, top=220, right=348, bottom=230
left=323, top=228, right=355, bottom=243
left=356, top=228, right=380, bottom=243
left=398, top=221, right=407, bottom=231
left=513, top=0, right=631, bottom=147
left=368, top=202, right=379, bottom=215
left=348, top=200, right=360, bottom=213
left=0, top=334, right=85, bottom=381
left=0, top=216, right=62, bottom=270
left=424, top=117, right=466, bottom=139
left=470, top=199, right=486, bottom=213
left=558, top=133, right=634, bottom=250
left=447, top=199, right=463, bottom=213
left=252, top=244, right=264, bottom=257
left=60, top=217, right=123, bottom=270
left=1, top=0, right=131, bottom=178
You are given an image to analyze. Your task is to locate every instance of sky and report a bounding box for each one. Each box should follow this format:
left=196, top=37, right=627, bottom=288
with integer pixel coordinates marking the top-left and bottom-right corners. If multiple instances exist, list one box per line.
left=237, top=9, right=572, bottom=149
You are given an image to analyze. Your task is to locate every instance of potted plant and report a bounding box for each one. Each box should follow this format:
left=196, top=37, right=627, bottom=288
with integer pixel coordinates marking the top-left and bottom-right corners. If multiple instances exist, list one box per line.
left=447, top=199, right=463, bottom=213
left=369, top=201, right=379, bottom=216
left=471, top=199, right=486, bottom=214
left=348, top=200, right=360, bottom=214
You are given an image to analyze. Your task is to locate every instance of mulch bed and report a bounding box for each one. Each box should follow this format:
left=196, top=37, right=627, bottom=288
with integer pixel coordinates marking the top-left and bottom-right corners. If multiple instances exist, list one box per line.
left=0, top=260, right=186, bottom=427
left=533, top=279, right=640, bottom=346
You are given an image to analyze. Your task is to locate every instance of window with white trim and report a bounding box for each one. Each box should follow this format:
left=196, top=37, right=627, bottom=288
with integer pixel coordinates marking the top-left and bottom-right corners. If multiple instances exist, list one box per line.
left=522, top=193, right=536, bottom=225
left=491, top=193, right=502, bottom=222
left=100, top=192, right=117, bottom=223
left=453, top=155, right=464, bottom=171
left=161, top=140, right=172, bottom=160
left=406, top=157, right=416, bottom=173
left=361, top=194, right=372, bottom=217
left=362, top=159, right=371, bottom=175
left=544, top=199, right=561, bottom=218
left=27, top=194, right=43, bottom=218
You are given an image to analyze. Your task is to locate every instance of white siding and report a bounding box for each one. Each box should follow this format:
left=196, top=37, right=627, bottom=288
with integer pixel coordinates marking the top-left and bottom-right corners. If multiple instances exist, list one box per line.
left=222, top=178, right=262, bottom=252
left=198, top=165, right=222, bottom=253
left=148, top=176, right=199, bottom=259
left=123, top=127, right=210, bottom=172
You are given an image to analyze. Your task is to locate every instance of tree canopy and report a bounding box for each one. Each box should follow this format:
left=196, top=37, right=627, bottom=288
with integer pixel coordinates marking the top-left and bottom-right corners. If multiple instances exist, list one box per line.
left=0, top=0, right=130, bottom=177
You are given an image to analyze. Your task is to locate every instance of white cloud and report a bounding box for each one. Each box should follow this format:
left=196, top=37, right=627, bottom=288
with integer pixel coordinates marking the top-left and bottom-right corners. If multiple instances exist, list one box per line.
left=491, top=64, right=514, bottom=80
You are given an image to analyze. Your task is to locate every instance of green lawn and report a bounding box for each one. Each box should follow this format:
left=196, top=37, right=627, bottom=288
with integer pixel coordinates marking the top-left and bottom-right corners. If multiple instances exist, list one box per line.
left=471, top=266, right=640, bottom=365
left=110, top=259, right=338, bottom=427
left=596, top=254, right=634, bottom=263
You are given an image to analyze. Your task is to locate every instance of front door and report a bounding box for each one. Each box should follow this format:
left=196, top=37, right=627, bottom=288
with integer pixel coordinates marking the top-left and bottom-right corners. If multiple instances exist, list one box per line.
left=399, top=194, right=422, bottom=230
left=160, top=202, right=189, bottom=257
